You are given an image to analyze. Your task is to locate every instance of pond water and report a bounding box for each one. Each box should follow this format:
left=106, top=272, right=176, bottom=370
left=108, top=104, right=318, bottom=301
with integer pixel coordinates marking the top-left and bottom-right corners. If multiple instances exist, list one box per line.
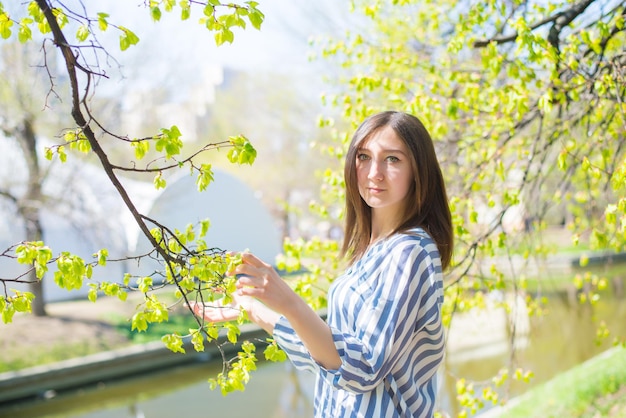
left=5, top=272, right=626, bottom=418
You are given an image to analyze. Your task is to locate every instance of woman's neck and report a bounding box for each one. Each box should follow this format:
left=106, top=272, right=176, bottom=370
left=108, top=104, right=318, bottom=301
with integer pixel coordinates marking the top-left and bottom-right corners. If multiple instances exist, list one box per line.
left=370, top=212, right=401, bottom=244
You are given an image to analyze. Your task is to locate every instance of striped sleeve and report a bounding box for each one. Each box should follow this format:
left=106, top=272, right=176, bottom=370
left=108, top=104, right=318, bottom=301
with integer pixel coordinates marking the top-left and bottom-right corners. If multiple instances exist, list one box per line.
left=273, top=315, right=322, bottom=375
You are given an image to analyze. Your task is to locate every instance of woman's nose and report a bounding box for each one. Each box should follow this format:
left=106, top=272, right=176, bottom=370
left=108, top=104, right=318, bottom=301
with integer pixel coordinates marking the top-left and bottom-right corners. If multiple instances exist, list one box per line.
left=368, top=160, right=384, bottom=180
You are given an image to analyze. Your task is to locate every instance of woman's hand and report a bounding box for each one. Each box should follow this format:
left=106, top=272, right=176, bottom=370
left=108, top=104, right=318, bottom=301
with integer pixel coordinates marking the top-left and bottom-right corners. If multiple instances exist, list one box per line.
left=233, top=252, right=341, bottom=369
left=189, top=292, right=254, bottom=323
left=189, top=263, right=283, bottom=334
left=190, top=252, right=341, bottom=369
left=231, top=252, right=300, bottom=317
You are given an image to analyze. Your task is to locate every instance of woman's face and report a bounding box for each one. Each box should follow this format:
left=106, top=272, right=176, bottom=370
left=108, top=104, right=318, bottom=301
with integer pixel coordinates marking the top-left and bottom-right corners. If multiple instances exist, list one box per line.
left=355, top=126, right=414, bottom=219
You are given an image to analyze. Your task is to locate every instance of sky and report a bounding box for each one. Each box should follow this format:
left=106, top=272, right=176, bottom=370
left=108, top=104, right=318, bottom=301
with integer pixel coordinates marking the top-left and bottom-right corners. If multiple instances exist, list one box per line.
left=1, top=1, right=361, bottom=109
left=92, top=0, right=351, bottom=97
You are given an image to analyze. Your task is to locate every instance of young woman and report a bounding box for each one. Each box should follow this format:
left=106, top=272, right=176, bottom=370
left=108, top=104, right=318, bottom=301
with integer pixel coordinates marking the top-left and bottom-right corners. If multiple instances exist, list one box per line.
left=192, top=110, right=453, bottom=417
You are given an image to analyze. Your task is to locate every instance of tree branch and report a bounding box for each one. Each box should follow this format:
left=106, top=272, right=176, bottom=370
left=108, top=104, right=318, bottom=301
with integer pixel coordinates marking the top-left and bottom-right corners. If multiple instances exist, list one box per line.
left=35, top=0, right=181, bottom=266
left=547, top=0, right=595, bottom=51
left=473, top=0, right=596, bottom=48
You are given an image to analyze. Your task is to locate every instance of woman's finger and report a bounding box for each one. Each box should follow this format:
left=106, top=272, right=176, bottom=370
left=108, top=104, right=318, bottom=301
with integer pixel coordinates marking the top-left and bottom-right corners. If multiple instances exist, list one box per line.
left=231, top=263, right=261, bottom=277
left=188, top=300, right=240, bottom=323
left=240, top=252, right=271, bottom=268
left=236, top=275, right=256, bottom=288
left=237, top=285, right=265, bottom=299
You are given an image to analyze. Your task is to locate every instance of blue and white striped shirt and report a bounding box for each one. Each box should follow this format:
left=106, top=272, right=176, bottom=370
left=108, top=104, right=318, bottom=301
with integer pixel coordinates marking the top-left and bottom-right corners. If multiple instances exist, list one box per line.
left=273, top=228, right=445, bottom=417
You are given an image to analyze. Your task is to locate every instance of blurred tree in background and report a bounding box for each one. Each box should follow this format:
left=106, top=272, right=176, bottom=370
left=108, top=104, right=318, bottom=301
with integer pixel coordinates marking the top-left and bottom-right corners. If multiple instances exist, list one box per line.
left=295, top=0, right=625, bottom=413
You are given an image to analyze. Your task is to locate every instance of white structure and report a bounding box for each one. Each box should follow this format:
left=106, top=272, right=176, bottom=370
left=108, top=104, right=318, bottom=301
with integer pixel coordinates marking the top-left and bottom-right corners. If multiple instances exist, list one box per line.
left=130, top=170, right=282, bottom=278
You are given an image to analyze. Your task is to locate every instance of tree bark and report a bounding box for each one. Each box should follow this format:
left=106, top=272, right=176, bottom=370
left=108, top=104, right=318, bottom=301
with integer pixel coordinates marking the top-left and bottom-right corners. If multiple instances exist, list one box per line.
left=16, top=117, right=47, bottom=317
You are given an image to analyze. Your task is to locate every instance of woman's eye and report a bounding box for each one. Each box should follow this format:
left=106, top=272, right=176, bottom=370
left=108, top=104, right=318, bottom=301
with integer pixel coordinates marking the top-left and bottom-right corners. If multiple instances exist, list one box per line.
left=386, top=156, right=400, bottom=163
left=357, top=153, right=370, bottom=161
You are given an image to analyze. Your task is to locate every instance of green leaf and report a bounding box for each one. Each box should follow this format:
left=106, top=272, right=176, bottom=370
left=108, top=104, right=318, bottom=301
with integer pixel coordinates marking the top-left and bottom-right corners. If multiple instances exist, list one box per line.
left=581, top=157, right=591, bottom=172
left=2, top=303, right=15, bottom=324
left=163, top=0, right=176, bottom=12
left=58, top=145, right=67, bottom=163
left=119, top=26, right=139, bottom=51
left=190, top=329, right=205, bottom=351
left=196, top=163, right=214, bottom=191
left=12, top=292, right=33, bottom=312
left=147, top=298, right=169, bottom=324
left=200, top=219, right=211, bottom=237
left=132, top=139, right=149, bottom=159
left=137, top=276, right=153, bottom=293
left=226, top=322, right=240, bottom=343
left=167, top=237, right=181, bottom=252
left=557, top=150, right=568, bottom=171
left=151, top=6, right=162, bottom=21
left=0, top=10, right=13, bottom=39
left=27, top=1, right=43, bottom=23
left=162, top=333, right=186, bottom=353
left=208, top=378, right=218, bottom=391
left=95, top=248, right=108, bottom=266
left=538, top=91, right=552, bottom=114
left=76, top=24, right=89, bottom=42
left=241, top=340, right=255, bottom=355
left=18, top=19, right=32, bottom=42
left=155, top=125, right=183, bottom=158
left=54, top=253, right=86, bottom=290
left=88, top=287, right=97, bottom=303
left=52, top=7, right=68, bottom=29
left=203, top=4, right=215, bottom=17
left=227, top=135, right=256, bottom=165
left=131, top=311, right=149, bottom=332
left=103, top=282, right=120, bottom=297
left=97, top=12, right=109, bottom=31
left=180, top=0, right=191, bottom=20
left=16, top=241, right=52, bottom=279
left=616, top=14, right=624, bottom=30
left=154, top=172, right=166, bottom=189
left=206, top=324, right=219, bottom=340
left=264, top=340, right=287, bottom=362
left=0, top=13, right=13, bottom=39
left=215, top=28, right=234, bottom=45
left=247, top=9, right=264, bottom=30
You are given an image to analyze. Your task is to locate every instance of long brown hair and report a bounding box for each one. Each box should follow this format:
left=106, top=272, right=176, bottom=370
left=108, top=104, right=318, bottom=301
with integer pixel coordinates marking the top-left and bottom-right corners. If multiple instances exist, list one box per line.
left=340, top=111, right=453, bottom=270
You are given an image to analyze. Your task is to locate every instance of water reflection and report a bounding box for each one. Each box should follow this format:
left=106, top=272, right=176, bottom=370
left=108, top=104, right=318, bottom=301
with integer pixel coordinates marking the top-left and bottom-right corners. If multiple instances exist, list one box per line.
left=78, top=361, right=315, bottom=418
left=3, top=358, right=315, bottom=418
left=439, top=288, right=626, bottom=416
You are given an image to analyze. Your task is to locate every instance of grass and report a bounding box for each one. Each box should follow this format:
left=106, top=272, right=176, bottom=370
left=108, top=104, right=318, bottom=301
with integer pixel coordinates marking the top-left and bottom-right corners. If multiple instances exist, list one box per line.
left=0, top=338, right=127, bottom=373
left=499, top=345, right=626, bottom=417
left=108, top=312, right=201, bottom=344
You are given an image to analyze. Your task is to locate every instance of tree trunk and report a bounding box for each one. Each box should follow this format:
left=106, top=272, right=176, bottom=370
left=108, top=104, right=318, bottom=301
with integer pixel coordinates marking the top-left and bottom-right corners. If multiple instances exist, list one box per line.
left=16, top=117, right=47, bottom=317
